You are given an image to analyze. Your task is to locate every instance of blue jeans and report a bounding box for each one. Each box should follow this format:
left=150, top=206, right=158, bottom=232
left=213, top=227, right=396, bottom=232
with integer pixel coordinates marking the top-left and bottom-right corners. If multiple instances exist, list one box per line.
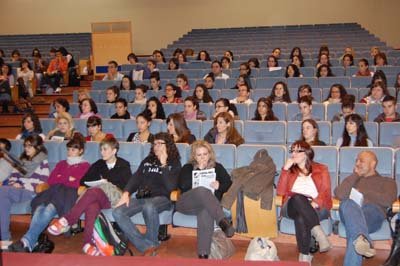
left=339, top=199, right=385, bottom=266
left=22, top=204, right=57, bottom=251
left=112, top=196, right=172, bottom=253
left=0, top=186, right=35, bottom=240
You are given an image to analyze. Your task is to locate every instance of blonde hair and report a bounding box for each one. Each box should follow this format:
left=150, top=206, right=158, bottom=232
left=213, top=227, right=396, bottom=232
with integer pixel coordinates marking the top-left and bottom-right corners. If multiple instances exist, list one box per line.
left=189, top=140, right=216, bottom=168
left=78, top=88, right=91, bottom=101
left=48, top=112, right=75, bottom=139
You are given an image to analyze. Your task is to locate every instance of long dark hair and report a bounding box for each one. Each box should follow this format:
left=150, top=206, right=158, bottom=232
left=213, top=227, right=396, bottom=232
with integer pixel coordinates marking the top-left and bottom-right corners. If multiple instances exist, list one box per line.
left=146, top=96, right=166, bottom=119
left=21, top=113, right=43, bottom=134
left=148, top=132, right=180, bottom=165
left=20, top=135, right=47, bottom=160
left=341, top=114, right=369, bottom=147
left=66, top=132, right=86, bottom=152
left=269, top=81, right=291, bottom=103
left=193, top=84, right=213, bottom=103
left=289, top=140, right=314, bottom=175
left=301, top=119, right=321, bottom=146
left=253, top=97, right=277, bottom=121
left=324, top=83, right=347, bottom=102
left=120, top=75, right=136, bottom=90
left=166, top=113, right=193, bottom=144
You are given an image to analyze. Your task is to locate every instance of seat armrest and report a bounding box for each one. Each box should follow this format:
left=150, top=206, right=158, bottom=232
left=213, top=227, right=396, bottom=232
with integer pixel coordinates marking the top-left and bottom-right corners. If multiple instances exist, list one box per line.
left=392, top=200, right=400, bottom=213
left=332, top=198, right=340, bottom=210
left=170, top=190, right=181, bottom=202
left=78, top=186, right=87, bottom=196
left=35, top=183, right=50, bottom=193
left=275, top=195, right=283, bottom=207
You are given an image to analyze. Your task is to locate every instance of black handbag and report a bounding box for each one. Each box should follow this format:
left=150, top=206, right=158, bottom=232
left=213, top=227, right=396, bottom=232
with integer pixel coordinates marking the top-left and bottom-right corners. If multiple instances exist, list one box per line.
left=32, top=233, right=55, bottom=253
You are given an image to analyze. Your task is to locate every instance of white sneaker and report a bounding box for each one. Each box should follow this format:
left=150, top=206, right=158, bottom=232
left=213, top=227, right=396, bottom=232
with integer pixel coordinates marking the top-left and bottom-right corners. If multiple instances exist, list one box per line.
left=0, top=240, right=13, bottom=250
left=55, top=87, right=62, bottom=93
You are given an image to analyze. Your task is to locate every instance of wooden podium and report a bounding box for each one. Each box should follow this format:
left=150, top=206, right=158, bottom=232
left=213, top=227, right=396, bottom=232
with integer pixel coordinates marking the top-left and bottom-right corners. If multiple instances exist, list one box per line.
left=91, top=21, right=132, bottom=74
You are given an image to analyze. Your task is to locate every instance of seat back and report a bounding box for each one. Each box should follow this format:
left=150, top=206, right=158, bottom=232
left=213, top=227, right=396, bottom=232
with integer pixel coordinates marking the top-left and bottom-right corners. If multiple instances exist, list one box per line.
left=313, top=146, right=339, bottom=192
left=379, top=122, right=400, bottom=147
left=118, top=142, right=143, bottom=173
left=243, top=121, right=286, bottom=144
left=211, top=144, right=236, bottom=173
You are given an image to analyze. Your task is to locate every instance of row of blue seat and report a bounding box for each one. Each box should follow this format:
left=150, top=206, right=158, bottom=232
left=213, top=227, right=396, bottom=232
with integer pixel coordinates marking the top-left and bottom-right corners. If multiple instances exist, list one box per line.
left=92, top=76, right=399, bottom=91
left=39, top=118, right=400, bottom=148
left=63, top=99, right=400, bottom=122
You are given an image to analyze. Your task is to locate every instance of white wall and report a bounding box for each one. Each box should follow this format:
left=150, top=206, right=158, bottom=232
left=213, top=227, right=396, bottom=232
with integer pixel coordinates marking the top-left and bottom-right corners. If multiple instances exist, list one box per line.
left=0, top=0, right=399, bottom=54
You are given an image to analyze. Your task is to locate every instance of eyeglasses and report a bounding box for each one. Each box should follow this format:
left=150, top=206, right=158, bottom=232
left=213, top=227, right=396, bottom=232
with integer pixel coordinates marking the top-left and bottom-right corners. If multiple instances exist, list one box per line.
left=289, top=149, right=305, bottom=154
left=153, top=142, right=166, bottom=146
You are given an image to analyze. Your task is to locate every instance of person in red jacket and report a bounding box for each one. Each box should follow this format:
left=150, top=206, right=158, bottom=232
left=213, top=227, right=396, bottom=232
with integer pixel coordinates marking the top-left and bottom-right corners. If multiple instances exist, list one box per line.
left=277, top=140, right=332, bottom=264
left=44, top=49, right=67, bottom=93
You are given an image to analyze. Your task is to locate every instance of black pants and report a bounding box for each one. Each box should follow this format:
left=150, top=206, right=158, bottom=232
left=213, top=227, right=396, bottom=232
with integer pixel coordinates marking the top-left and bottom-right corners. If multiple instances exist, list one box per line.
left=44, top=73, right=62, bottom=90
left=283, top=194, right=329, bottom=254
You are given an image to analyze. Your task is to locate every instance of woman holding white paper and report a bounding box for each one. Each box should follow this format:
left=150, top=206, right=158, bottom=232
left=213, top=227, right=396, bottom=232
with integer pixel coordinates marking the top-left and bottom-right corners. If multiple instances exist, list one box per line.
left=176, top=140, right=234, bottom=259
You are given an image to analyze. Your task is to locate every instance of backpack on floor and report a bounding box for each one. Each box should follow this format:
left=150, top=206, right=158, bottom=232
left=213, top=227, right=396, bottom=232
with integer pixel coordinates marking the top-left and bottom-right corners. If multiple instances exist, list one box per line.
left=244, top=237, right=279, bottom=261
left=92, top=212, right=132, bottom=256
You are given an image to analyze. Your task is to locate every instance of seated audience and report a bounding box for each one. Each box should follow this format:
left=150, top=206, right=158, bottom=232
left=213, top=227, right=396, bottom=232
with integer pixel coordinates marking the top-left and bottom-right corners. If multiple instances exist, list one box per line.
left=77, top=88, right=91, bottom=104
left=323, top=84, right=347, bottom=105
left=291, top=96, right=321, bottom=121
left=149, top=72, right=162, bottom=91
left=230, top=83, right=253, bottom=104
left=203, top=60, right=229, bottom=80
left=193, top=84, right=213, bottom=103
left=342, top=54, right=354, bottom=68
left=47, top=112, right=76, bottom=141
left=43, top=49, right=67, bottom=93
left=160, top=84, right=182, bottom=103
left=239, top=62, right=252, bottom=78
left=49, top=98, right=70, bottom=118
left=247, top=58, right=260, bottom=68
left=374, top=95, right=400, bottom=123
left=8, top=134, right=90, bottom=252
left=166, top=113, right=196, bottom=144
left=0, top=77, right=11, bottom=113
left=353, top=59, right=374, bottom=77
left=221, top=56, right=231, bottom=69
left=271, top=48, right=281, bottom=59
left=336, top=114, right=373, bottom=147
left=204, top=73, right=216, bottom=90
left=230, top=74, right=251, bottom=90
left=16, top=113, right=46, bottom=140
left=316, top=54, right=331, bottom=69
left=48, top=137, right=131, bottom=256
left=370, top=46, right=380, bottom=59
left=120, top=75, right=136, bottom=91
left=11, top=49, right=21, bottom=62
left=301, top=119, right=326, bottom=146
left=146, top=97, right=166, bottom=119
left=204, top=112, right=244, bottom=146
left=266, top=55, right=279, bottom=68
left=126, top=110, right=154, bottom=143
left=295, top=84, right=314, bottom=103
left=102, top=60, right=124, bottom=81
left=374, top=52, right=388, bottom=66
left=212, top=98, right=239, bottom=120
left=105, top=86, right=120, bottom=104
left=132, top=84, right=148, bottom=104
left=1, top=64, right=15, bottom=87
left=197, top=50, right=211, bottom=61
left=334, top=151, right=397, bottom=266
left=0, top=135, right=50, bottom=249
left=168, top=58, right=179, bottom=70
left=77, top=98, right=99, bottom=119
left=332, top=95, right=358, bottom=122
left=152, top=50, right=166, bottom=64
left=291, top=55, right=304, bottom=68
left=285, top=64, right=303, bottom=78
left=316, top=64, right=334, bottom=78
left=85, top=116, right=114, bottom=142
left=277, top=141, right=332, bottom=264
left=252, top=97, right=278, bottom=121
left=113, top=133, right=181, bottom=256
left=360, top=81, right=389, bottom=104
left=17, top=59, right=34, bottom=97
left=269, top=81, right=291, bottom=103
left=176, top=73, right=190, bottom=91
left=223, top=50, right=234, bottom=61
left=127, top=53, right=138, bottom=64
left=176, top=140, right=234, bottom=259
left=110, top=98, right=132, bottom=119
left=181, top=96, right=207, bottom=121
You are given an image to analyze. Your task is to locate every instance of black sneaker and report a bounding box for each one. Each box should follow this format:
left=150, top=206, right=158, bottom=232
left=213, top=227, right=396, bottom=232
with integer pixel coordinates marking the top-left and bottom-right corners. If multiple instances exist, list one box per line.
left=8, top=240, right=30, bottom=253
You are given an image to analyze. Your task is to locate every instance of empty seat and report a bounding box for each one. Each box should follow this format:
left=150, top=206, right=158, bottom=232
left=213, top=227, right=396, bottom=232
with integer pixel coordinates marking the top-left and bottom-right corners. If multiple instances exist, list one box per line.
left=127, top=103, right=146, bottom=117
left=287, top=121, right=331, bottom=145
left=162, top=103, right=178, bottom=117
left=117, top=142, right=143, bottom=172
left=92, top=80, right=121, bottom=90
left=8, top=140, right=23, bottom=158
left=102, top=119, right=124, bottom=139
left=326, top=103, right=367, bottom=121
left=330, top=67, right=345, bottom=76
left=220, top=89, right=237, bottom=100
left=332, top=121, right=378, bottom=146
left=97, top=103, right=113, bottom=118
left=367, top=103, right=382, bottom=121
left=259, top=68, right=285, bottom=77
left=255, top=77, right=286, bottom=89
left=40, top=118, right=55, bottom=136
left=318, top=77, right=350, bottom=88
left=350, top=77, right=371, bottom=88
left=287, top=77, right=318, bottom=89
left=312, top=146, right=339, bottom=189
left=243, top=121, right=286, bottom=144
left=396, top=149, right=400, bottom=190
left=234, top=103, right=249, bottom=120
left=72, top=119, right=88, bottom=136
left=43, top=141, right=62, bottom=170
left=379, top=122, right=400, bottom=147
left=251, top=89, right=271, bottom=102
left=211, top=144, right=236, bottom=172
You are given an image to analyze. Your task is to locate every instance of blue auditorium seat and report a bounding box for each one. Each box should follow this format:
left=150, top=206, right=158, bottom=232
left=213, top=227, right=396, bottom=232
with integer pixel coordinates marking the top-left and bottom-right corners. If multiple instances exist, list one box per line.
left=102, top=119, right=124, bottom=139
left=72, top=119, right=87, bottom=136
left=234, top=103, right=249, bottom=120
left=287, top=77, right=319, bottom=90
left=396, top=150, right=400, bottom=190
left=288, top=87, right=322, bottom=102
left=117, top=142, right=143, bottom=172
left=366, top=103, right=382, bottom=121
left=299, top=67, right=315, bottom=77
left=321, top=87, right=358, bottom=102
left=243, top=121, right=286, bottom=144
left=251, top=89, right=272, bottom=102
left=92, top=80, right=121, bottom=90
left=97, top=103, right=113, bottom=118
left=330, top=67, right=345, bottom=76
left=325, top=103, right=367, bottom=121
left=43, top=141, right=62, bottom=171
left=211, top=144, right=236, bottom=173
left=40, top=118, right=55, bottom=135
left=201, top=120, right=244, bottom=138
left=122, top=119, right=162, bottom=140
left=318, top=77, right=350, bottom=88
left=259, top=68, right=285, bottom=77
left=255, top=77, right=286, bottom=89
left=220, top=89, right=237, bottom=100
left=350, top=77, right=371, bottom=88
left=162, top=103, right=178, bottom=117
left=379, top=122, right=400, bottom=147
left=127, top=103, right=146, bottom=117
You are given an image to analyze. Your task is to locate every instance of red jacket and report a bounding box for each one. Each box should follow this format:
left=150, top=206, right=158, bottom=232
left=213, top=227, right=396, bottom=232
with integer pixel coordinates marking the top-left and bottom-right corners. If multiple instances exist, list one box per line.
left=277, top=162, right=332, bottom=210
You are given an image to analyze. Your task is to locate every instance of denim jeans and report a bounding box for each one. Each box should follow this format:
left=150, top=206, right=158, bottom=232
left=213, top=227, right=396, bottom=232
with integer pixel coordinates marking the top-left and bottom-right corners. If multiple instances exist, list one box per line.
left=339, top=199, right=385, bottom=266
left=0, top=186, right=35, bottom=240
left=112, top=196, right=172, bottom=253
left=22, top=203, right=57, bottom=251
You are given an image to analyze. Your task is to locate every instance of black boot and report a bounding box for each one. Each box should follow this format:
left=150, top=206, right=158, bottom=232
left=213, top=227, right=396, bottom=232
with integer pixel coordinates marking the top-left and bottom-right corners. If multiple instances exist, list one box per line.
left=383, top=219, right=400, bottom=266
left=218, top=218, right=235, bottom=238
left=158, top=224, right=171, bottom=241
left=198, top=254, right=209, bottom=259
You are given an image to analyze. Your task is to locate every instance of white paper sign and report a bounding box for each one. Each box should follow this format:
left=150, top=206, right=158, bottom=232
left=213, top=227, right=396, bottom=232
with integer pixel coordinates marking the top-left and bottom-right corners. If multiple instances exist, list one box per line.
left=349, top=188, right=364, bottom=207
left=192, top=168, right=216, bottom=192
